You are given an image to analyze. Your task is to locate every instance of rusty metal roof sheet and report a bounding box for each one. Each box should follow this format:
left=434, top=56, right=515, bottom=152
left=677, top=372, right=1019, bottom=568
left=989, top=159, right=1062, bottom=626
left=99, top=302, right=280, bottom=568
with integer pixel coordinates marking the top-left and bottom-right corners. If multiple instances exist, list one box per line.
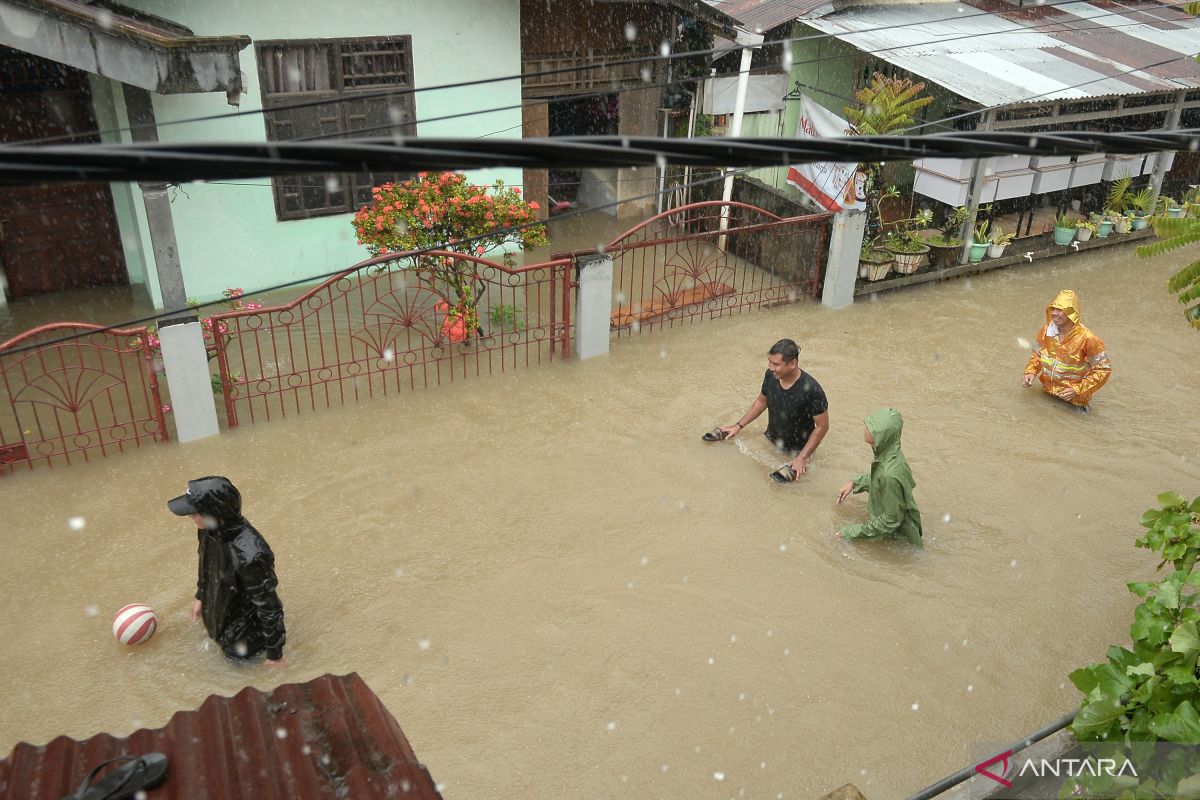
left=0, top=673, right=442, bottom=800
left=799, top=0, right=1200, bottom=106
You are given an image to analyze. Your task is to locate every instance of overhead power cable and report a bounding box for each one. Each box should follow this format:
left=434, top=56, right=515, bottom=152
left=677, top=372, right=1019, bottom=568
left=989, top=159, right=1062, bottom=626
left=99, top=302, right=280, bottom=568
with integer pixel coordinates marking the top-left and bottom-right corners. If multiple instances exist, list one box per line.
left=0, top=129, right=1195, bottom=186
left=3, top=0, right=1192, bottom=148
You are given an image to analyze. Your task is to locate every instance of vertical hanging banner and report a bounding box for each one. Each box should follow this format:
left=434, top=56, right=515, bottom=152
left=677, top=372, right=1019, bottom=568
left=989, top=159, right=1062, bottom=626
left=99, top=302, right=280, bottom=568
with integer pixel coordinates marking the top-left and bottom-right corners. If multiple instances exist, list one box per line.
left=786, top=95, right=865, bottom=212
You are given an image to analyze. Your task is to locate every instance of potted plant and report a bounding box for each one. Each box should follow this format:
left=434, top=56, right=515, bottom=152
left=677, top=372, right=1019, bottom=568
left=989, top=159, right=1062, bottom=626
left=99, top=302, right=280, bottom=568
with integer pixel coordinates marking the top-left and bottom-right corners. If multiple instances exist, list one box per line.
left=1129, top=187, right=1154, bottom=229
left=987, top=224, right=1014, bottom=258
left=1090, top=211, right=1113, bottom=238
left=1053, top=211, right=1076, bottom=245
left=1075, top=219, right=1097, bottom=242
left=858, top=241, right=894, bottom=282
left=968, top=221, right=990, bottom=263
left=925, top=205, right=969, bottom=269
left=1158, top=196, right=1185, bottom=218
left=883, top=208, right=933, bottom=274
left=1110, top=209, right=1131, bottom=234
left=1106, top=176, right=1134, bottom=216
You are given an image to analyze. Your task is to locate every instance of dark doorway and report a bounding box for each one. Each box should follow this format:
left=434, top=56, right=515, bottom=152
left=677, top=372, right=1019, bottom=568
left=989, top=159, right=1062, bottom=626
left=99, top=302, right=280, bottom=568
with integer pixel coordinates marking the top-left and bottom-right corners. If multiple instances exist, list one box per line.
left=0, top=46, right=127, bottom=300
left=547, top=93, right=619, bottom=210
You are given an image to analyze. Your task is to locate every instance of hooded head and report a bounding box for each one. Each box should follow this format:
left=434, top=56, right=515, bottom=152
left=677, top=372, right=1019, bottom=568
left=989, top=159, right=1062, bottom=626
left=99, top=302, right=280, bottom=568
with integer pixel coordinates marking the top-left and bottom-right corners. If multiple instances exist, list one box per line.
left=1045, top=289, right=1081, bottom=326
left=864, top=408, right=904, bottom=459
left=167, top=476, right=243, bottom=524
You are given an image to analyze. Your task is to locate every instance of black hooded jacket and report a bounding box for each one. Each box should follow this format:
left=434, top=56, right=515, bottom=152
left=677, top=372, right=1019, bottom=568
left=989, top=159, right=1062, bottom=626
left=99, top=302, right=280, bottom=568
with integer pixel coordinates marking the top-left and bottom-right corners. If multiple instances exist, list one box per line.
left=185, top=477, right=286, bottom=661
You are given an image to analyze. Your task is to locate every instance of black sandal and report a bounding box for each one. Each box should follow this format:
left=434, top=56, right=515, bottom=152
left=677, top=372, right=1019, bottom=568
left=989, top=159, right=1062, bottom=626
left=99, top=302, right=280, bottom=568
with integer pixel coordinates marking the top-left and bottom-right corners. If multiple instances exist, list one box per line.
left=61, top=753, right=168, bottom=800
left=770, top=464, right=797, bottom=483
left=701, top=428, right=730, bottom=442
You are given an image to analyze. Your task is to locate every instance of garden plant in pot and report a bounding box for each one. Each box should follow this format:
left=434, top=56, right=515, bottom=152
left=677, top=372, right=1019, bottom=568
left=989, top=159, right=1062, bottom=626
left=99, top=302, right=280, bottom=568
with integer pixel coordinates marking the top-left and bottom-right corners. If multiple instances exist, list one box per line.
left=987, top=224, right=1014, bottom=258
left=1129, top=187, right=1155, bottom=230
left=858, top=241, right=894, bottom=282
left=1053, top=211, right=1077, bottom=245
left=1158, top=195, right=1185, bottom=218
left=1105, top=177, right=1134, bottom=234
left=1075, top=219, right=1097, bottom=242
left=883, top=208, right=933, bottom=274
left=925, top=205, right=969, bottom=269
left=968, top=221, right=990, bottom=263
left=1090, top=211, right=1113, bottom=238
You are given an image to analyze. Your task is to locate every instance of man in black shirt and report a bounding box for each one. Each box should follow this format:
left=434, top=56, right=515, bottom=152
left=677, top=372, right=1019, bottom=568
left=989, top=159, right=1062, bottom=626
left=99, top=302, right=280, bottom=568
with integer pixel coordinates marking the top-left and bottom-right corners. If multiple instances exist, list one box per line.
left=718, top=338, right=830, bottom=481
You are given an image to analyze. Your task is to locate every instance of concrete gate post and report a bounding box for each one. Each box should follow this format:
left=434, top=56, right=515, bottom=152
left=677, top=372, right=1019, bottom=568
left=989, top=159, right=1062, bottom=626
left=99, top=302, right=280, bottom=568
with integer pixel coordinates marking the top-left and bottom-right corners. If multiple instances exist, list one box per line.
left=821, top=210, right=866, bottom=310
left=574, top=253, right=614, bottom=360
left=157, top=319, right=220, bottom=442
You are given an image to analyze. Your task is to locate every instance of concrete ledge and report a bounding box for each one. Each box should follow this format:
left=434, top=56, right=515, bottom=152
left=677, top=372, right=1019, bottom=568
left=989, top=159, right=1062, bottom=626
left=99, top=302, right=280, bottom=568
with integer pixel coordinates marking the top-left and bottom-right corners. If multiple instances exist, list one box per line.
left=854, top=229, right=1155, bottom=298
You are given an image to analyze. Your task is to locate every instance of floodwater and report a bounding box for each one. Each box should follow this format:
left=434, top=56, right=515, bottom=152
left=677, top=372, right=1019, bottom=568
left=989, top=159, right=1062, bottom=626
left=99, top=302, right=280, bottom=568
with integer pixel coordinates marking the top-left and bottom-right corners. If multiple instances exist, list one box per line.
left=1, top=240, right=1197, bottom=800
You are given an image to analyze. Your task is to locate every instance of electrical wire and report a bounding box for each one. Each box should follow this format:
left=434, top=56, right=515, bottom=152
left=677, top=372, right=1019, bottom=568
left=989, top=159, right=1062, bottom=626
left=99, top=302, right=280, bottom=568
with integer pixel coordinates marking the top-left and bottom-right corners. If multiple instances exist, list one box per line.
left=2, top=0, right=1191, bottom=148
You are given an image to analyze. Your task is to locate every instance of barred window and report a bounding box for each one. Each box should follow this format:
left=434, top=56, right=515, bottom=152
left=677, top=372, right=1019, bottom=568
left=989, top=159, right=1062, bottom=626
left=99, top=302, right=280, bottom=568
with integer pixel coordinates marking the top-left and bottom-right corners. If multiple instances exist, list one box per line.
left=255, top=37, right=416, bottom=221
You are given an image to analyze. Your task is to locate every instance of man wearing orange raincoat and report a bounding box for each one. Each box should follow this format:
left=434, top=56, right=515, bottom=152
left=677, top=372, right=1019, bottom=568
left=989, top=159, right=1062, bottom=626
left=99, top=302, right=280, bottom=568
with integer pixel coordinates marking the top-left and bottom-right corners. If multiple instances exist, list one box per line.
left=1022, top=289, right=1111, bottom=408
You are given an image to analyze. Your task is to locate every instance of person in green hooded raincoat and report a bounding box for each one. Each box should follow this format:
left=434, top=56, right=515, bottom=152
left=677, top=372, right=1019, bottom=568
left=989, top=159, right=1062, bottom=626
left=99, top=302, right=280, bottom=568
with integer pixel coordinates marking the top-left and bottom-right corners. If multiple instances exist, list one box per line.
left=836, top=408, right=923, bottom=546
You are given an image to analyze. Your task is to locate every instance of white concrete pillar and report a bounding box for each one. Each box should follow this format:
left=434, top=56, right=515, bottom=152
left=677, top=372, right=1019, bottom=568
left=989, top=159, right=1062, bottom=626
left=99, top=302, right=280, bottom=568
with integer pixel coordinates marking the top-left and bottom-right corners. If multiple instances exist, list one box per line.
left=719, top=44, right=757, bottom=249
left=157, top=319, right=219, bottom=442
left=821, top=211, right=866, bottom=310
left=573, top=253, right=614, bottom=360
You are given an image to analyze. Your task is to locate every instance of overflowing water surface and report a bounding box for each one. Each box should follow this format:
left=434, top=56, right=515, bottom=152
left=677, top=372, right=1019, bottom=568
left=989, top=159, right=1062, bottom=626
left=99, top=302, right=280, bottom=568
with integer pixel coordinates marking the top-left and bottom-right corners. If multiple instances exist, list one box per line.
left=1, top=241, right=1197, bottom=799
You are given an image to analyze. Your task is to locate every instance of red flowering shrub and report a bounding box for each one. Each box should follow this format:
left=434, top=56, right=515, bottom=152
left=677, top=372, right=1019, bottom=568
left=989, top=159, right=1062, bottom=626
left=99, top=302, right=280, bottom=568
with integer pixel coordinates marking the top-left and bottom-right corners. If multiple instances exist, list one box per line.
left=353, top=172, right=547, bottom=338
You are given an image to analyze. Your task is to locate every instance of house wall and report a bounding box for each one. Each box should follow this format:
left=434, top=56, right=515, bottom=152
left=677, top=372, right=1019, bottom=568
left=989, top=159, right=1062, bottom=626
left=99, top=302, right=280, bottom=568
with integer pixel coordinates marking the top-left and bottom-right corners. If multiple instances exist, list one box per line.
left=109, top=0, right=523, bottom=306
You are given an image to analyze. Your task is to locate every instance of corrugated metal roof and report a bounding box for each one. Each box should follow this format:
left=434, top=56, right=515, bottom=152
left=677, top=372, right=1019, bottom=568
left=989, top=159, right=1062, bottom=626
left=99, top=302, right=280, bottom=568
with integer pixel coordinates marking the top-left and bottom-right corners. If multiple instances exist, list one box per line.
left=707, top=0, right=832, bottom=33
left=800, top=0, right=1200, bottom=107
left=0, top=673, right=442, bottom=800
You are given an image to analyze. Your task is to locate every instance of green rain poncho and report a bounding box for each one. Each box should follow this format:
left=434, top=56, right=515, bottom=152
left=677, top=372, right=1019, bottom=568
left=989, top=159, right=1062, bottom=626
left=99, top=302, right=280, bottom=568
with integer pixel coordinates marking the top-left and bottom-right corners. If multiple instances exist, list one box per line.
left=840, top=408, right=923, bottom=546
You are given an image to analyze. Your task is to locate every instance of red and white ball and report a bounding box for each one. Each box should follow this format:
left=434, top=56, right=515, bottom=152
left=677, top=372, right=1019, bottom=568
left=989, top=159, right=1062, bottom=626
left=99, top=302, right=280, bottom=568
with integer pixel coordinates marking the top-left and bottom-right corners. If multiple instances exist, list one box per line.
left=112, top=604, right=158, bottom=645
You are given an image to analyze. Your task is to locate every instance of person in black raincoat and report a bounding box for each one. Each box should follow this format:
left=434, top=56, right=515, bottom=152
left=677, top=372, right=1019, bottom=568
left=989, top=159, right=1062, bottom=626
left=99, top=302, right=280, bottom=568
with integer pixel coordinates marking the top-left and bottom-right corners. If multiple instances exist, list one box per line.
left=168, top=476, right=286, bottom=664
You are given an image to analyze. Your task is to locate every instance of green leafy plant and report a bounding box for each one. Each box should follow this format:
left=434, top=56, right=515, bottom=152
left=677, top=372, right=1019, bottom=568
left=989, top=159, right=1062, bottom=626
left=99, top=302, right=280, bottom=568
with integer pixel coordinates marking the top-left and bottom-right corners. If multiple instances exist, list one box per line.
left=1107, top=177, right=1135, bottom=214
left=1137, top=214, right=1200, bottom=328
left=989, top=224, right=1015, bottom=247
left=1056, top=211, right=1076, bottom=229
left=927, top=205, right=970, bottom=247
left=1130, top=187, right=1156, bottom=215
left=488, top=303, right=524, bottom=332
left=882, top=208, right=933, bottom=253
left=1066, top=493, right=1200, bottom=797
left=972, top=220, right=990, bottom=245
left=1077, top=220, right=1099, bottom=233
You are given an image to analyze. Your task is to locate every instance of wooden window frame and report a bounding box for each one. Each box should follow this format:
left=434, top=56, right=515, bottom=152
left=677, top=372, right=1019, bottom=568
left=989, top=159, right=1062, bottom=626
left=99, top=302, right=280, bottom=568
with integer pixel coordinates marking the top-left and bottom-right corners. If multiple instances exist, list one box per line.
left=255, top=36, right=417, bottom=221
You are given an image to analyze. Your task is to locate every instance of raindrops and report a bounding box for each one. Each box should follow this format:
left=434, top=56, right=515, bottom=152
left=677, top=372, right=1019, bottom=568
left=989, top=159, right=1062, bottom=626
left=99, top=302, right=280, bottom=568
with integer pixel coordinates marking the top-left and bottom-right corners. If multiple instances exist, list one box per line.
left=95, top=8, right=114, bottom=29
left=276, top=727, right=288, bottom=739
left=708, top=656, right=715, bottom=665
left=606, top=721, right=617, bottom=731
left=394, top=567, right=404, bottom=577
left=84, top=604, right=98, bottom=617
left=660, top=40, right=671, bottom=57
left=779, top=543, right=787, bottom=552
left=325, top=177, right=342, bottom=194
left=1010, top=559, right=1019, bottom=567
left=941, top=513, right=951, bottom=524
left=967, top=684, right=974, bottom=692
left=660, top=348, right=668, bottom=359
left=911, top=702, right=920, bottom=711
left=714, top=771, right=726, bottom=781
left=661, top=764, right=669, bottom=773
left=730, top=634, right=737, bottom=643
left=383, top=348, right=395, bottom=362
left=640, top=67, right=652, bottom=83
left=624, top=22, right=637, bottom=41
left=1017, top=337, right=1031, bottom=350
left=640, top=556, right=648, bottom=566
left=234, top=641, right=248, bottom=657
left=418, top=638, right=431, bottom=651
left=68, top=516, right=86, bottom=531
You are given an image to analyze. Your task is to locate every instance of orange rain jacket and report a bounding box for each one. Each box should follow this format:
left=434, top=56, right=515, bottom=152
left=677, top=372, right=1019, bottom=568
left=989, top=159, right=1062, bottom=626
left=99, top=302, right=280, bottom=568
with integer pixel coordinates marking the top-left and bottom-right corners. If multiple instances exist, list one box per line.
left=1023, top=289, right=1112, bottom=406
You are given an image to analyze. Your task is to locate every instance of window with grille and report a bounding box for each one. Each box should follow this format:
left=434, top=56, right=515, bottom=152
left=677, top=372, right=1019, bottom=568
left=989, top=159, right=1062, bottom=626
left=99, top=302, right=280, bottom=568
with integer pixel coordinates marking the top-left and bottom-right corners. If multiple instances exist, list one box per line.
left=255, top=37, right=416, bottom=220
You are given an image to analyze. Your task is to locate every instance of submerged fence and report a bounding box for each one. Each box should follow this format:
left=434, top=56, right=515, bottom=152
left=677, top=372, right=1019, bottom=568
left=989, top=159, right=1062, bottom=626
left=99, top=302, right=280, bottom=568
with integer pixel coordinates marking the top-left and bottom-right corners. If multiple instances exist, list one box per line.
left=0, top=323, right=167, bottom=474
left=210, top=250, right=572, bottom=427
left=586, top=201, right=832, bottom=337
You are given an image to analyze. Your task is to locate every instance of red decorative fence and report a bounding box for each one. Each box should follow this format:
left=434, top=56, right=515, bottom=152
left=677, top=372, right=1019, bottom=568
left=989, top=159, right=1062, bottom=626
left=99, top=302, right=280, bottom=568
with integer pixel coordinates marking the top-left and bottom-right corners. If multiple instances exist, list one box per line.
left=211, top=250, right=572, bottom=427
left=0, top=323, right=168, bottom=474
left=582, top=201, right=832, bottom=336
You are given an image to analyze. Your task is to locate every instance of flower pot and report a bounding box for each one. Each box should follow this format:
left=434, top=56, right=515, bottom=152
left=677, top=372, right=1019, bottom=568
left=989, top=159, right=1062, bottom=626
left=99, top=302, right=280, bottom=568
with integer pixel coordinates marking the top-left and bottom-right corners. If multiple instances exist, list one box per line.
left=1113, top=217, right=1131, bottom=234
left=1053, top=225, right=1076, bottom=246
left=886, top=243, right=930, bottom=275
left=1096, top=220, right=1113, bottom=238
left=968, top=242, right=989, bottom=263
left=1168, top=207, right=1185, bottom=218
left=859, top=251, right=893, bottom=282
left=926, top=242, right=960, bottom=270
left=987, top=243, right=1007, bottom=259
left=1075, top=227, right=1093, bottom=242
left=1131, top=216, right=1149, bottom=231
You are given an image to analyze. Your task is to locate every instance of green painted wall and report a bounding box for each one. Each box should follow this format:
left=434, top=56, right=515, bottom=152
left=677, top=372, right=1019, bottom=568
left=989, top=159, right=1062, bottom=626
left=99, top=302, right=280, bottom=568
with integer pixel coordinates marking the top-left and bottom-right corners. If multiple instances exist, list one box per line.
left=112, top=0, right=523, bottom=307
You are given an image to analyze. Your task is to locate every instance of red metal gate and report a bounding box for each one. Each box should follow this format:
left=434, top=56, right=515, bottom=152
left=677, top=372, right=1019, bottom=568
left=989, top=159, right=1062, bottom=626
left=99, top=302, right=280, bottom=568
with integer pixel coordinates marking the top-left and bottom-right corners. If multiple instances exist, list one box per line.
left=0, top=323, right=168, bottom=474
left=590, top=201, right=832, bottom=336
left=211, top=250, right=573, bottom=427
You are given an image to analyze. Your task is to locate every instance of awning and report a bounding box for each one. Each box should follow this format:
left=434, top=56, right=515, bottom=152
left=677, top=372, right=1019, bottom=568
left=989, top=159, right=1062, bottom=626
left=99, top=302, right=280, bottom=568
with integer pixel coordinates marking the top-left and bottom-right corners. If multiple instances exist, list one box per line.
left=0, top=0, right=250, bottom=98
left=799, top=0, right=1200, bottom=108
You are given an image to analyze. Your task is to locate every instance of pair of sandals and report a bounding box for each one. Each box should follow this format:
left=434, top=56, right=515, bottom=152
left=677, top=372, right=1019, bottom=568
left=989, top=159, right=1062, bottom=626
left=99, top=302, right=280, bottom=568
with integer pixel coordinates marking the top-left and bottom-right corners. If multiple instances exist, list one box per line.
left=702, top=428, right=798, bottom=483
left=61, top=753, right=168, bottom=800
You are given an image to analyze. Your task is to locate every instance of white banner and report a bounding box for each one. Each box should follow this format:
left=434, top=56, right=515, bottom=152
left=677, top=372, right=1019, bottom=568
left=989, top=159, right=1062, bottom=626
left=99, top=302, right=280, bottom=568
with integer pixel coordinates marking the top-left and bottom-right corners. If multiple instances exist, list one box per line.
left=785, top=95, right=865, bottom=213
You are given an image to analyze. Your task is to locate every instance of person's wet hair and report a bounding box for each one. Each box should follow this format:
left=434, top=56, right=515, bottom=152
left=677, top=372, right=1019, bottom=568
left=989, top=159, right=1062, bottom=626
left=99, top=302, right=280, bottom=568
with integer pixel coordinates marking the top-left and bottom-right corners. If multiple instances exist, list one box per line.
left=768, top=338, right=800, bottom=362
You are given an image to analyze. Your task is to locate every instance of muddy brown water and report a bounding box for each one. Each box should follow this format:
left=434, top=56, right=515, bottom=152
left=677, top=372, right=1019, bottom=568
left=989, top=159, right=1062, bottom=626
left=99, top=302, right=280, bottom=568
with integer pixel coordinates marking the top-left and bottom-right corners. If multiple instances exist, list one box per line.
left=1, top=239, right=1197, bottom=800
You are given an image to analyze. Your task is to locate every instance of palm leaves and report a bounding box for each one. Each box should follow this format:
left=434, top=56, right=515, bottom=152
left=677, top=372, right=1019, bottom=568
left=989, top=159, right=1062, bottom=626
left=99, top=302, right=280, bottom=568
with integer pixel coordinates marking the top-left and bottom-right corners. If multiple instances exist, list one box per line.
left=843, top=73, right=934, bottom=136
left=1137, top=215, right=1200, bottom=328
